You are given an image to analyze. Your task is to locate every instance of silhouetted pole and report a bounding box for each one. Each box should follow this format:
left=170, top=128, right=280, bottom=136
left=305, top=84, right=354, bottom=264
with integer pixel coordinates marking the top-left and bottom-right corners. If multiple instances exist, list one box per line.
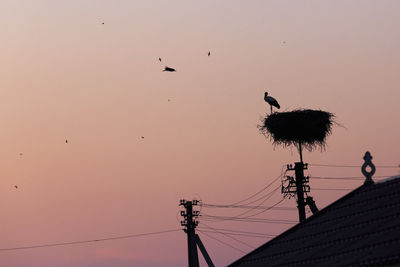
left=283, top=162, right=309, bottom=223
left=180, top=199, right=215, bottom=267
left=180, top=200, right=199, bottom=267
left=294, top=162, right=306, bottom=222
left=195, top=234, right=215, bottom=267
left=305, top=196, right=318, bottom=215
left=298, top=141, right=303, bottom=163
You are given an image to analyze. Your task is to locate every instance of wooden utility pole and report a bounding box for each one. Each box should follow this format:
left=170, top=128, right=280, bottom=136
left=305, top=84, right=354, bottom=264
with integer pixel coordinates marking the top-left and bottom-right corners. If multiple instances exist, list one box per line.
left=283, top=162, right=312, bottom=223
left=180, top=200, right=199, bottom=267
left=180, top=199, right=215, bottom=267
left=294, top=162, right=306, bottom=222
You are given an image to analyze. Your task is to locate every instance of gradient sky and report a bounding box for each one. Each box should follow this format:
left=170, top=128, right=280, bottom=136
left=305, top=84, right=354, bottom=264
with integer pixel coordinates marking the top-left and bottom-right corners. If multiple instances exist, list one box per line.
left=1, top=1, right=399, bottom=266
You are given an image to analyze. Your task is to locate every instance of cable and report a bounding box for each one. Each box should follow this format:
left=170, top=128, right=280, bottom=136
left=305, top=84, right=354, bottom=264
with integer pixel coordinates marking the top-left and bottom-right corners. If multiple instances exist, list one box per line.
left=197, top=228, right=276, bottom=238
left=203, top=204, right=293, bottom=223
left=197, top=230, right=247, bottom=254
left=219, top=197, right=286, bottom=220
left=310, top=164, right=399, bottom=168
left=0, top=229, right=181, bottom=252
left=225, top=174, right=281, bottom=206
left=201, top=204, right=295, bottom=211
left=198, top=230, right=271, bottom=239
left=311, top=175, right=388, bottom=180
left=203, top=219, right=295, bottom=225
left=201, top=198, right=288, bottom=223
left=230, top=186, right=281, bottom=218
left=210, top=164, right=286, bottom=207
left=200, top=222, right=256, bottom=249
left=202, top=217, right=296, bottom=225
left=204, top=197, right=287, bottom=221
left=234, top=185, right=280, bottom=207
left=201, top=186, right=281, bottom=220
left=312, top=188, right=352, bottom=191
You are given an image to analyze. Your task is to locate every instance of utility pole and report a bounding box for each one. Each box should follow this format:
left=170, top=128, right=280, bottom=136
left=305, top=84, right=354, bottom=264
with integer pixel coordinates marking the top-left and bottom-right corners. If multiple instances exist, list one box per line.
left=180, top=199, right=215, bottom=267
left=294, top=162, right=306, bottom=222
left=180, top=199, right=199, bottom=267
left=282, top=162, right=317, bottom=223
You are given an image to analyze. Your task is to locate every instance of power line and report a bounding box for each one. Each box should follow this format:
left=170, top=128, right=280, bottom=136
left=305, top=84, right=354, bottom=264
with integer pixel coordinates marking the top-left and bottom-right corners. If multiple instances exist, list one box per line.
left=0, top=229, right=181, bottom=252
left=312, top=188, right=352, bottom=191
left=197, top=227, right=277, bottom=237
left=201, top=198, right=289, bottom=224
left=201, top=218, right=296, bottom=225
left=310, top=164, right=399, bottom=168
left=197, top=230, right=247, bottom=254
left=223, top=174, right=281, bottom=206
left=234, top=185, right=280, bottom=207
left=200, top=223, right=256, bottom=249
left=202, top=216, right=294, bottom=224
left=202, top=215, right=296, bottom=225
left=198, top=230, right=270, bottom=239
left=201, top=186, right=282, bottom=220
left=229, top=197, right=286, bottom=220
left=202, top=203, right=296, bottom=211
left=210, top=165, right=286, bottom=207
left=229, top=186, right=281, bottom=218
left=311, top=175, right=389, bottom=180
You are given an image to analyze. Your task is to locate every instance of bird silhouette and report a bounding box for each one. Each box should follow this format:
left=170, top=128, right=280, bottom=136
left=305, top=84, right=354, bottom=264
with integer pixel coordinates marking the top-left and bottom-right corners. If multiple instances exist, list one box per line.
left=208, top=51, right=211, bottom=56
left=163, top=66, right=176, bottom=72
left=19, top=153, right=23, bottom=156
left=264, top=92, right=280, bottom=114
left=65, top=139, right=68, bottom=144
left=14, top=185, right=18, bottom=189
left=159, top=57, right=162, bottom=62
left=102, top=22, right=104, bottom=25
left=141, top=136, right=144, bottom=139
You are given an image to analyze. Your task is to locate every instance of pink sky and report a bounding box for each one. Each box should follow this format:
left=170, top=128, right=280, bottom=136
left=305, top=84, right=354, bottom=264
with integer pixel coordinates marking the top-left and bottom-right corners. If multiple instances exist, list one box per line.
left=0, top=1, right=399, bottom=266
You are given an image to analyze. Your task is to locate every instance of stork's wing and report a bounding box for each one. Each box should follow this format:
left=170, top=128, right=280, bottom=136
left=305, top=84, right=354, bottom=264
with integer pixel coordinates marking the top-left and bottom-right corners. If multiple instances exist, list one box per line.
left=265, top=96, right=280, bottom=108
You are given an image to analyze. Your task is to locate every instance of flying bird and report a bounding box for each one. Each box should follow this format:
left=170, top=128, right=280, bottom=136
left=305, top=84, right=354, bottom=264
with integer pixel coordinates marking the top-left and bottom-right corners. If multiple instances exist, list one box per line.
left=163, top=66, right=176, bottom=72
left=141, top=136, right=144, bottom=139
left=14, top=185, right=18, bottom=189
left=159, top=57, right=162, bottom=62
left=65, top=139, right=68, bottom=144
left=264, top=92, right=280, bottom=114
left=208, top=51, right=211, bottom=56
left=19, top=153, right=23, bottom=156
left=102, top=22, right=104, bottom=25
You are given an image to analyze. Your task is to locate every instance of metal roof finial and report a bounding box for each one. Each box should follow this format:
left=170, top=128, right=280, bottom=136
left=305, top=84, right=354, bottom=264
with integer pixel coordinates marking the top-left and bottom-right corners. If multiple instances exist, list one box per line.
left=362, top=151, right=375, bottom=185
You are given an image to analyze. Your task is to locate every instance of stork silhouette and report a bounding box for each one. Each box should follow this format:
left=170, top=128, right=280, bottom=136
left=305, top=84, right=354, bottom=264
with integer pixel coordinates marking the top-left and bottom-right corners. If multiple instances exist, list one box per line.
left=264, top=92, right=280, bottom=114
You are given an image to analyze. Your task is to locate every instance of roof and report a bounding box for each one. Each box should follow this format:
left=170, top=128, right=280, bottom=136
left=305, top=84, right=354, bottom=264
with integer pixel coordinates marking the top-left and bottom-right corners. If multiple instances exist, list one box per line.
left=229, top=175, right=400, bottom=267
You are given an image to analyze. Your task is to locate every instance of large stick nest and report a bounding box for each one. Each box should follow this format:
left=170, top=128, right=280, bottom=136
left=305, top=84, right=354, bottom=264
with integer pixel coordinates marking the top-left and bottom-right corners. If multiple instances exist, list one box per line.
left=259, top=109, right=335, bottom=151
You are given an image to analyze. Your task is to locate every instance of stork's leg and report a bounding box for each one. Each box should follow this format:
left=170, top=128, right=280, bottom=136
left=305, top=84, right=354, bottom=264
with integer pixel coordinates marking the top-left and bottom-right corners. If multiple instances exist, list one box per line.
left=270, top=105, right=273, bottom=114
